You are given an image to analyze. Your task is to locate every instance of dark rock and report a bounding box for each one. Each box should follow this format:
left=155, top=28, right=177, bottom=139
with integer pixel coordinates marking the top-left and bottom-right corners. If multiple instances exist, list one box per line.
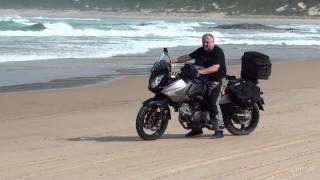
left=214, top=23, right=297, bottom=31
left=215, top=23, right=277, bottom=30
left=20, top=23, right=46, bottom=31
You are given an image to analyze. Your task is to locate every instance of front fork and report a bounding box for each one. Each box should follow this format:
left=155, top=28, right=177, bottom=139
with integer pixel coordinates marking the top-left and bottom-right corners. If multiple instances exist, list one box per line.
left=257, top=97, right=265, bottom=111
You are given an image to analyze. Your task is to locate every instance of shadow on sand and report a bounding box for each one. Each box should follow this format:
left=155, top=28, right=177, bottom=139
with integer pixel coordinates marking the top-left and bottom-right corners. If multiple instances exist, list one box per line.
left=63, top=133, right=223, bottom=142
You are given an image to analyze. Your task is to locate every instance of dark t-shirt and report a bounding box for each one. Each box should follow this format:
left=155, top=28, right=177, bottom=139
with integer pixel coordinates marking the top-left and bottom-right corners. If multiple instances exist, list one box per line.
left=189, top=45, right=226, bottom=81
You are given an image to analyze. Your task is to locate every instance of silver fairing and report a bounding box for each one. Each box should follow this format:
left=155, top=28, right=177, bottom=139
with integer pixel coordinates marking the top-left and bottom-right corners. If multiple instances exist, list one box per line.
left=161, top=79, right=192, bottom=102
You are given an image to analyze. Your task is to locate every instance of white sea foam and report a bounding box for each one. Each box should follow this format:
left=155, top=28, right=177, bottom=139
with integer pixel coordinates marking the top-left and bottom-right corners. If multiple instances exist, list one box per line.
left=0, top=16, right=34, bottom=25
left=0, top=21, right=206, bottom=37
left=0, top=37, right=200, bottom=62
left=1, top=16, right=320, bottom=62
left=201, top=22, right=216, bottom=25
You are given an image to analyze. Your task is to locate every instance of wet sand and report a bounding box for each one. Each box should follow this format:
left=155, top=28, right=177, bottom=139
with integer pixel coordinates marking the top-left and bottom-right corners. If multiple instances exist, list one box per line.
left=1, top=45, right=320, bottom=92
left=1, top=58, right=320, bottom=179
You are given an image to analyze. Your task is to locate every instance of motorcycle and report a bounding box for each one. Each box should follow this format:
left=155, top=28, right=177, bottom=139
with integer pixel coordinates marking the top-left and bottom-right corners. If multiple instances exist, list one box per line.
left=136, top=48, right=269, bottom=140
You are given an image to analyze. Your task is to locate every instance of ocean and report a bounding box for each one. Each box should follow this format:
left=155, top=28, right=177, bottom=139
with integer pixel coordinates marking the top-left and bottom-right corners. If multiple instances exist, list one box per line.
left=1, top=14, right=320, bottom=90
left=1, top=15, right=320, bottom=62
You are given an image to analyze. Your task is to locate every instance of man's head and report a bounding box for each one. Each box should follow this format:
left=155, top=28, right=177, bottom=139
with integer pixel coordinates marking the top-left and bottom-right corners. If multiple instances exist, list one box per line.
left=202, top=33, right=215, bottom=52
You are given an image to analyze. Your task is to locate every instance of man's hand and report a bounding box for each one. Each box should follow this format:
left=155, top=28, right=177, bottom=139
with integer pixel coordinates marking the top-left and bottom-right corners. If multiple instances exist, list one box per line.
left=198, top=69, right=205, bottom=76
left=196, top=70, right=203, bottom=78
left=170, top=58, right=178, bottom=64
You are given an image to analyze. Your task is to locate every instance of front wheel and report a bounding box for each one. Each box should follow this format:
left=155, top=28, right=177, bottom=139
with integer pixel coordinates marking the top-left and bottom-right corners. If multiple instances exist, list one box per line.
left=136, top=103, right=170, bottom=140
left=224, top=104, right=260, bottom=135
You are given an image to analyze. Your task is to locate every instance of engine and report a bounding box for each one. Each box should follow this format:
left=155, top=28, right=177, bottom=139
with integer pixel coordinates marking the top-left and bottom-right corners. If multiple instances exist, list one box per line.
left=178, top=103, right=209, bottom=123
left=179, top=103, right=192, bottom=117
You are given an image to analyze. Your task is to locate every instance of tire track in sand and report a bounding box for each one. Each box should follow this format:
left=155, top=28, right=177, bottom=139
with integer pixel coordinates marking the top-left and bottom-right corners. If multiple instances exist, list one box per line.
left=143, top=133, right=320, bottom=180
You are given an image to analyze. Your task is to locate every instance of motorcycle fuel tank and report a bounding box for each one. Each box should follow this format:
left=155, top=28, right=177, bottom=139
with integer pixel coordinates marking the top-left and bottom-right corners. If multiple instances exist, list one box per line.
left=161, top=79, right=192, bottom=102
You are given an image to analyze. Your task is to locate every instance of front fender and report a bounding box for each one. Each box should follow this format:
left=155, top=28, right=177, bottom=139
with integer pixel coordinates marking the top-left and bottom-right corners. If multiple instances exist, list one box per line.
left=142, top=97, right=171, bottom=120
left=142, top=97, right=168, bottom=107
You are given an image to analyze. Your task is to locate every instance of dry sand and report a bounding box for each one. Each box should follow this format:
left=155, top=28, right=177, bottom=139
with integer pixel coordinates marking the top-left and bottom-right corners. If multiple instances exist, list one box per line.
left=1, top=59, right=320, bottom=179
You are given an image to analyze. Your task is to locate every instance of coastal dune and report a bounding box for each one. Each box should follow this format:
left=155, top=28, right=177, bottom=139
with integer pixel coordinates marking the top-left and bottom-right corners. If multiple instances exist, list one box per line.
left=1, top=59, right=320, bottom=179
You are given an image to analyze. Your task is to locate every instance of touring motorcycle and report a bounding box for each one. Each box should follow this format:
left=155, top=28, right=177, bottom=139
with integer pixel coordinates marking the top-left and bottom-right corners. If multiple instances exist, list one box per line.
left=136, top=48, right=271, bottom=140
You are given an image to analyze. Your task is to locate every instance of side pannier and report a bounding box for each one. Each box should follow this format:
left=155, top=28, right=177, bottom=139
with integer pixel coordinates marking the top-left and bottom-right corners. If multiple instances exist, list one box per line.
left=241, top=51, right=271, bottom=82
left=228, top=80, right=261, bottom=107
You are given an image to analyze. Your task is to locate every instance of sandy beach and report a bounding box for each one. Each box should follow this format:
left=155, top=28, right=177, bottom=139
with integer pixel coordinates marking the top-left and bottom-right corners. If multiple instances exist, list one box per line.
left=1, top=57, right=320, bottom=179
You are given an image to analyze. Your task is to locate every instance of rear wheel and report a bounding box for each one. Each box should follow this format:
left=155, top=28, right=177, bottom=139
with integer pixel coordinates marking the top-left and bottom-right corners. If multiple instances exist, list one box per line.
left=136, top=103, right=170, bottom=140
left=224, top=104, right=259, bottom=135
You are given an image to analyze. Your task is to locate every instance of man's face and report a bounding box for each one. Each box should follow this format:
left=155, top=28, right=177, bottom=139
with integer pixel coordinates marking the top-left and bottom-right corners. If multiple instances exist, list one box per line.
left=202, top=36, right=215, bottom=52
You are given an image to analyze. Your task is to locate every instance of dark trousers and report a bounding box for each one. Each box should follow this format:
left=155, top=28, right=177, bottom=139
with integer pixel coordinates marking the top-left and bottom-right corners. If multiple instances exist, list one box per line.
left=206, top=81, right=224, bottom=131
left=190, top=80, right=225, bottom=131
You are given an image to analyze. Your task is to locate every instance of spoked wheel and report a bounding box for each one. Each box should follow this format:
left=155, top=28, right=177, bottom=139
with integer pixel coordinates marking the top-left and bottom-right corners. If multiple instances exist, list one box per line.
left=136, top=104, right=170, bottom=140
left=224, top=104, right=259, bottom=135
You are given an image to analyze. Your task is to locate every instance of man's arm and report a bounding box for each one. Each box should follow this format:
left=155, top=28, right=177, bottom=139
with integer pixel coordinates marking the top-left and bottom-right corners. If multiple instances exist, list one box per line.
left=198, top=64, right=220, bottom=75
left=171, top=55, right=192, bottom=64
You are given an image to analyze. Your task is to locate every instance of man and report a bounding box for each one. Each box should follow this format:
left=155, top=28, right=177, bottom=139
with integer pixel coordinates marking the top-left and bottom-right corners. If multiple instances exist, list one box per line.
left=171, top=33, right=227, bottom=139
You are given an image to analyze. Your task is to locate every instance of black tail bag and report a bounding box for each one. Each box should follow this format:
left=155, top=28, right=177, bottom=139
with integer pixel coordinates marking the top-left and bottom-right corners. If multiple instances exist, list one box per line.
left=241, top=51, right=271, bottom=82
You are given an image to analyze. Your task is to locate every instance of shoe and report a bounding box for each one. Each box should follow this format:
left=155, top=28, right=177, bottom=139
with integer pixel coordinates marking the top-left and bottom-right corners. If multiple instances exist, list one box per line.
left=185, top=129, right=203, bottom=137
left=211, top=131, right=224, bottom=139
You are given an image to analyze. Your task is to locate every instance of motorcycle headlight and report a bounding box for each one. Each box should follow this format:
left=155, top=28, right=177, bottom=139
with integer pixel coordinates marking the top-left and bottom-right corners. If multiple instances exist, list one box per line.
left=150, top=74, right=165, bottom=89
